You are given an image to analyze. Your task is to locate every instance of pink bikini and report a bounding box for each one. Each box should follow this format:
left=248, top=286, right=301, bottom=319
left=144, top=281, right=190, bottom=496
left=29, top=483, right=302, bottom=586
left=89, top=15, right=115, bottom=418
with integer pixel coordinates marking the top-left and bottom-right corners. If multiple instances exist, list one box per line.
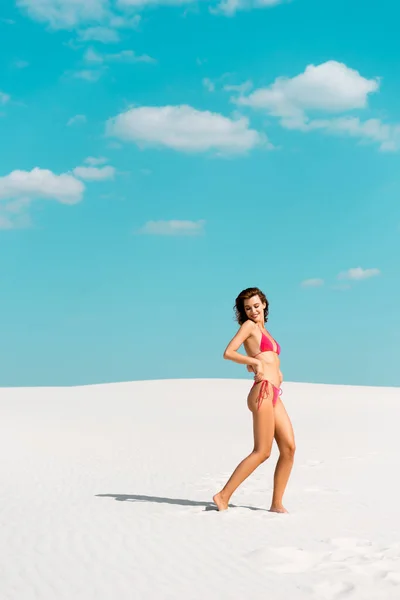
left=252, top=330, right=282, bottom=411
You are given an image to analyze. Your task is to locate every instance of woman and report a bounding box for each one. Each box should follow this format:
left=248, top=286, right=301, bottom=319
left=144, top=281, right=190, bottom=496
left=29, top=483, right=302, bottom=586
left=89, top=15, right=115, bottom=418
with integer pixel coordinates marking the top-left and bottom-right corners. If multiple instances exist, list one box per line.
left=213, top=287, right=295, bottom=513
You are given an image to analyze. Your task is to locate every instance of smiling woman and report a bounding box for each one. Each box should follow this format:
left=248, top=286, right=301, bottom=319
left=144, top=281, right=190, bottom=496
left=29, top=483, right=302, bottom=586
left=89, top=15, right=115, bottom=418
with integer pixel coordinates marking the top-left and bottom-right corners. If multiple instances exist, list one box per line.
left=213, top=286, right=296, bottom=513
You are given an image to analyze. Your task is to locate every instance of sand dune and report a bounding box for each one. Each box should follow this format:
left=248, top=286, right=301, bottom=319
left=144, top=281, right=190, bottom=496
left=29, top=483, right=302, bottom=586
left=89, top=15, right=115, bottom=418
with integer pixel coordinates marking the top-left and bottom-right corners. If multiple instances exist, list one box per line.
left=1, top=379, right=399, bottom=599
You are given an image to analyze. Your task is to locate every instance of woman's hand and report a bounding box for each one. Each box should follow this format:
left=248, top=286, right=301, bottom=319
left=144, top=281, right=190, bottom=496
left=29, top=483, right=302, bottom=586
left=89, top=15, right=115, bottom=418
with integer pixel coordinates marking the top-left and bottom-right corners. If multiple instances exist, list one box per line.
left=253, top=360, right=265, bottom=383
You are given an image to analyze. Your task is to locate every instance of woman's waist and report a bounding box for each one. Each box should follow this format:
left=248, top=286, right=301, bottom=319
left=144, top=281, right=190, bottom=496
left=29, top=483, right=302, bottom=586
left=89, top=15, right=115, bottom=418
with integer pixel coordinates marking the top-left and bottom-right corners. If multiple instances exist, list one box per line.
left=255, top=362, right=281, bottom=386
left=256, top=353, right=280, bottom=367
left=258, top=362, right=280, bottom=376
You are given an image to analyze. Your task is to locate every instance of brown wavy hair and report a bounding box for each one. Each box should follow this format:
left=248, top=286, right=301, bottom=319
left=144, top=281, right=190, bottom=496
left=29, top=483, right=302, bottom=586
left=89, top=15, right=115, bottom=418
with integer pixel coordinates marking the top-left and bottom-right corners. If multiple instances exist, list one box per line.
left=234, top=287, right=269, bottom=325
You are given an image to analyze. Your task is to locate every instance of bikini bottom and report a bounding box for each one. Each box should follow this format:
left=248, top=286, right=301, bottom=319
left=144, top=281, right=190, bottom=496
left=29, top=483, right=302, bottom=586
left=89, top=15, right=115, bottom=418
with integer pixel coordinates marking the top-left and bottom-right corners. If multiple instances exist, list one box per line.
left=252, top=379, right=282, bottom=411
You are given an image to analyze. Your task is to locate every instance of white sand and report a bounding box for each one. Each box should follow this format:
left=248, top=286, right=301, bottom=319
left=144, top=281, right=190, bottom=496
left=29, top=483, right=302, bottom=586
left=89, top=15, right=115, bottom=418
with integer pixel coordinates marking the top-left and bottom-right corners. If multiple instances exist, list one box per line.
left=1, top=378, right=399, bottom=599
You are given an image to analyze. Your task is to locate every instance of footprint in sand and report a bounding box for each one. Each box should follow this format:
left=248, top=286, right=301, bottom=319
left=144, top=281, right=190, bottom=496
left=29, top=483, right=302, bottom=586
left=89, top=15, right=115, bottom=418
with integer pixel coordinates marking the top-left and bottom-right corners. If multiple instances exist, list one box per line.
left=327, top=537, right=378, bottom=563
left=300, top=459, right=324, bottom=469
left=381, top=542, right=400, bottom=559
left=319, top=537, right=400, bottom=590
left=247, top=546, right=321, bottom=573
left=312, top=581, right=355, bottom=599
left=249, top=537, right=400, bottom=595
left=384, top=571, right=400, bottom=585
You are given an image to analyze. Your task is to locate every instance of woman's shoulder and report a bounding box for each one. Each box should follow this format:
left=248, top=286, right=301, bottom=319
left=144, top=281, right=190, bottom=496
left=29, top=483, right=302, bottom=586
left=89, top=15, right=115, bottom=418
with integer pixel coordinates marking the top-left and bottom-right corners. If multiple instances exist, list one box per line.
left=240, top=320, right=257, bottom=335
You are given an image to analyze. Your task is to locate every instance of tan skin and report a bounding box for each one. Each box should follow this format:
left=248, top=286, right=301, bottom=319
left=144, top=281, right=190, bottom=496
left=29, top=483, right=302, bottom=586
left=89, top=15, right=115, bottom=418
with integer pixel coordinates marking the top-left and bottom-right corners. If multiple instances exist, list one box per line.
left=213, top=294, right=296, bottom=512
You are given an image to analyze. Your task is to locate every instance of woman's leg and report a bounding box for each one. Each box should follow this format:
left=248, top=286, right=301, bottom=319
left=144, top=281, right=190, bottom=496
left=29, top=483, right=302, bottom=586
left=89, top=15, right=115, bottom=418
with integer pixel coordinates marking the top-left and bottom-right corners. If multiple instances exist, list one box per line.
left=270, top=397, right=296, bottom=512
left=213, top=382, right=275, bottom=511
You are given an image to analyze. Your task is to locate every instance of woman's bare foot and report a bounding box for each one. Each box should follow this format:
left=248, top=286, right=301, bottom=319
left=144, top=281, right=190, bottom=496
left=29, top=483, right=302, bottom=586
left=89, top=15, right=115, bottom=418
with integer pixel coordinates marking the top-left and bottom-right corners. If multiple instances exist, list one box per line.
left=213, top=492, right=229, bottom=511
left=269, top=504, right=289, bottom=513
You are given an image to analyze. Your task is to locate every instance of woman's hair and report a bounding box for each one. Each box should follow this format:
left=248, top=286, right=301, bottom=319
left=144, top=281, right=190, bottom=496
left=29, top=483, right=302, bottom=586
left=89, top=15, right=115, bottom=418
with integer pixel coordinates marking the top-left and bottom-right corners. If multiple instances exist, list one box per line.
left=234, top=287, right=269, bottom=325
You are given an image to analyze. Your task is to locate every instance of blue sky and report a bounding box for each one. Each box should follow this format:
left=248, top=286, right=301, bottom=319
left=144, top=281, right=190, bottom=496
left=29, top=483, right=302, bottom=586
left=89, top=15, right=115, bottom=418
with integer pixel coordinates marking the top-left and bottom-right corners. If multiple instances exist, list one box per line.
left=0, top=0, right=399, bottom=388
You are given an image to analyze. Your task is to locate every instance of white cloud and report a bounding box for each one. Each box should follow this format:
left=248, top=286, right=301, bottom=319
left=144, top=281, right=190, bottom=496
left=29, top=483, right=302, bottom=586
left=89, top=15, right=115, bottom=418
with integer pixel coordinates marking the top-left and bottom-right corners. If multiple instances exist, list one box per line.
left=85, top=156, right=108, bottom=165
left=106, top=105, right=264, bottom=154
left=107, top=49, right=155, bottom=63
left=337, top=267, right=380, bottom=281
left=301, top=278, right=324, bottom=288
left=0, top=92, right=10, bottom=105
left=0, top=163, right=115, bottom=229
left=238, top=61, right=379, bottom=125
left=16, top=0, right=108, bottom=29
left=78, top=26, right=120, bottom=43
left=0, top=197, right=32, bottom=230
left=73, top=69, right=104, bottom=82
left=0, top=199, right=30, bottom=229
left=224, top=80, right=253, bottom=95
left=0, top=167, right=85, bottom=228
left=109, top=14, right=141, bottom=29
left=121, top=0, right=283, bottom=14
left=235, top=60, right=400, bottom=150
left=118, top=0, right=193, bottom=6
left=202, top=78, right=215, bottom=92
left=84, top=48, right=104, bottom=63
left=73, top=165, right=115, bottom=180
left=307, top=117, right=400, bottom=152
left=17, top=0, right=286, bottom=33
left=67, top=114, right=87, bottom=126
left=139, top=219, right=206, bottom=236
left=214, top=0, right=283, bottom=16
left=0, top=168, right=84, bottom=204
left=84, top=47, right=156, bottom=64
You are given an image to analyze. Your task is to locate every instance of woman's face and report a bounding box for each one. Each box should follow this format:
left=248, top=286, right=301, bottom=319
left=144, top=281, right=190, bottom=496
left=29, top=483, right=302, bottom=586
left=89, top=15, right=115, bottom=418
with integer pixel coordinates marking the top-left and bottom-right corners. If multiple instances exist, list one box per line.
left=243, top=295, right=265, bottom=323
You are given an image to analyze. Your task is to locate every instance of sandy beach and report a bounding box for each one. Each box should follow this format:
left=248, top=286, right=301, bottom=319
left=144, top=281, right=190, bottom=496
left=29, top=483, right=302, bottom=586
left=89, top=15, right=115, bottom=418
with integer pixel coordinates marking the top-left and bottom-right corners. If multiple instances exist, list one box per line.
left=1, top=378, right=399, bottom=599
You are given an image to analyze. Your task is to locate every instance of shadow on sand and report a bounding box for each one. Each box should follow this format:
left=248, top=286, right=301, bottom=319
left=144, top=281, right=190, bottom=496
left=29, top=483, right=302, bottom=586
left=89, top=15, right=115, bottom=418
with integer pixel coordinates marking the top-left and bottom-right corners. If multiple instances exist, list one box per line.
left=96, top=493, right=267, bottom=512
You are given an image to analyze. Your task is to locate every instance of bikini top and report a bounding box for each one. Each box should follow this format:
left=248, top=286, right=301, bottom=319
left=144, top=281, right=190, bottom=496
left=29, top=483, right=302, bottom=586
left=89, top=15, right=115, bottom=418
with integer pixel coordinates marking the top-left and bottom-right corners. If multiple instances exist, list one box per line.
left=254, top=330, right=281, bottom=357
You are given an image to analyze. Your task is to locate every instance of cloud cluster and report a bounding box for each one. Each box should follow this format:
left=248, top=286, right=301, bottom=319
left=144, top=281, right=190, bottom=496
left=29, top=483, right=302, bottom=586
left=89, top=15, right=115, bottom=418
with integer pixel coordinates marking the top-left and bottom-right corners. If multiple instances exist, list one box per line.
left=138, top=219, right=206, bottom=236
left=84, top=156, right=108, bottom=166
left=78, top=26, right=120, bottom=43
left=16, top=0, right=284, bottom=39
left=214, top=0, right=283, bottom=17
left=337, top=267, right=380, bottom=281
left=301, top=267, right=380, bottom=289
left=0, top=159, right=116, bottom=229
left=106, top=104, right=264, bottom=154
left=72, top=165, right=115, bottom=180
left=0, top=168, right=84, bottom=204
left=17, top=0, right=108, bottom=29
left=70, top=47, right=156, bottom=84
left=238, top=61, right=378, bottom=121
left=235, top=61, right=400, bottom=151
left=84, top=47, right=156, bottom=65
left=16, top=0, right=141, bottom=44
left=0, top=168, right=84, bottom=229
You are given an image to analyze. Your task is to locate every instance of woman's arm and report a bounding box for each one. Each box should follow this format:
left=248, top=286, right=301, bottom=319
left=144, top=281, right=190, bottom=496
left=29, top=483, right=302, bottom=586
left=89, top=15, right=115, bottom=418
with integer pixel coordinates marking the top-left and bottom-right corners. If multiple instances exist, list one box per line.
left=223, top=320, right=260, bottom=368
